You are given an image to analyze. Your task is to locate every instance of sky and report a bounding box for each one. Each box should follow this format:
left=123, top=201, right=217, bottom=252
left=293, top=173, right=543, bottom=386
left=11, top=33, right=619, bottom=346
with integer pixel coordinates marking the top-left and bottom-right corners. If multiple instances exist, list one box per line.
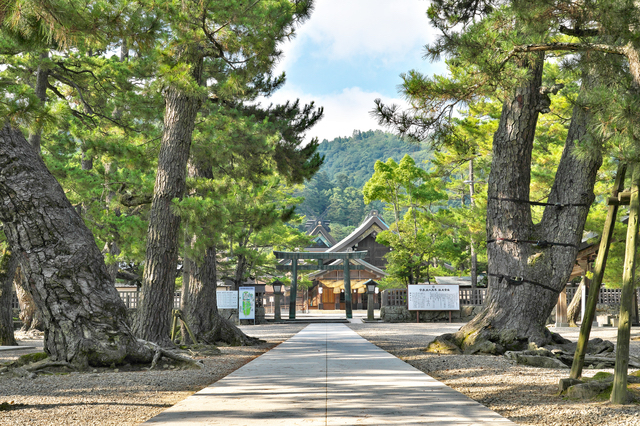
left=261, top=0, right=447, bottom=143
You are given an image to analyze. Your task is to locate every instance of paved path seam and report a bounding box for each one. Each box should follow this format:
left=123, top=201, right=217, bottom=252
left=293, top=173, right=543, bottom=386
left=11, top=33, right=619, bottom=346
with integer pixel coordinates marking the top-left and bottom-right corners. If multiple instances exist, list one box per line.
left=144, top=324, right=514, bottom=425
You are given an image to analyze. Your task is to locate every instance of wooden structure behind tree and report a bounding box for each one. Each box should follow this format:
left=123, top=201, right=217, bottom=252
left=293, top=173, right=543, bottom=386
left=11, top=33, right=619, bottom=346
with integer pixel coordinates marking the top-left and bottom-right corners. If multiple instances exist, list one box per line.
left=563, top=163, right=640, bottom=404
left=570, top=164, right=626, bottom=380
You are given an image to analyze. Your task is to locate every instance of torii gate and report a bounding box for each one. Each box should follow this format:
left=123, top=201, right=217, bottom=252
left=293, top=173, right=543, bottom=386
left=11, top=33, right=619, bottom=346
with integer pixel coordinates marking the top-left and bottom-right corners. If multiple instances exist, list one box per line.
left=274, top=250, right=368, bottom=319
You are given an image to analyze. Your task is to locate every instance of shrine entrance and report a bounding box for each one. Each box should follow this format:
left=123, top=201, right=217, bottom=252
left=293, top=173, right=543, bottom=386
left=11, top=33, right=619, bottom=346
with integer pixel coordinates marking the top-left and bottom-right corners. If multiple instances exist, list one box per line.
left=274, top=250, right=367, bottom=319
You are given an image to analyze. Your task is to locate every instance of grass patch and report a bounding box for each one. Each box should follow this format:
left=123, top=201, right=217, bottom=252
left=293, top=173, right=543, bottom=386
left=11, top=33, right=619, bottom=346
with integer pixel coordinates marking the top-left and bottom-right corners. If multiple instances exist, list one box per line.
left=589, top=372, right=614, bottom=382
left=16, top=352, right=47, bottom=367
left=595, top=384, right=614, bottom=401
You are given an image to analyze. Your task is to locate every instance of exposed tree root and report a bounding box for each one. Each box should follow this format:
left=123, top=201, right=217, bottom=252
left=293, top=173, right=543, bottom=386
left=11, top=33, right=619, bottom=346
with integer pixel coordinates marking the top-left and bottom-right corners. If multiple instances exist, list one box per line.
left=426, top=324, right=569, bottom=356
left=139, top=340, right=204, bottom=370
left=196, top=314, right=263, bottom=347
left=24, top=360, right=73, bottom=372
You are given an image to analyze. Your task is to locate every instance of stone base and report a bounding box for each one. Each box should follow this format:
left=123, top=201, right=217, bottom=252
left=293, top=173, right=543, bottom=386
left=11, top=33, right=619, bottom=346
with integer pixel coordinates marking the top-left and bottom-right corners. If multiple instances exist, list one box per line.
left=380, top=305, right=483, bottom=323
left=380, top=306, right=411, bottom=322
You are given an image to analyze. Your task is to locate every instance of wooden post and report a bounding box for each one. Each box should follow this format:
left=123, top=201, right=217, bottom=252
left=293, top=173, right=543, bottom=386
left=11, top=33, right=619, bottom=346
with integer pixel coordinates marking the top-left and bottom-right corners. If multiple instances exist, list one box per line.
left=170, top=309, right=179, bottom=342
left=570, top=164, right=626, bottom=379
left=611, top=163, right=640, bottom=404
left=274, top=292, right=281, bottom=321
left=289, top=258, right=297, bottom=320
left=344, top=258, right=353, bottom=319
left=556, top=289, right=568, bottom=327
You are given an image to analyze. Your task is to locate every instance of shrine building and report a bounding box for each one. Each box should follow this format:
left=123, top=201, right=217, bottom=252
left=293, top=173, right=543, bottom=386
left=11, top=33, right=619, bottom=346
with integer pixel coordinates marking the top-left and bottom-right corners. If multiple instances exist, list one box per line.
left=306, top=210, right=391, bottom=310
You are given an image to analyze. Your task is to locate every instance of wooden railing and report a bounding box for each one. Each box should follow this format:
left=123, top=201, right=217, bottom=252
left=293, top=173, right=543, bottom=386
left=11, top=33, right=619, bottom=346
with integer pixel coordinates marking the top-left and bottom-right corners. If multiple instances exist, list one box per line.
left=382, top=288, right=487, bottom=307
left=459, top=288, right=487, bottom=305
left=116, top=291, right=181, bottom=309
left=381, top=286, right=639, bottom=308
left=565, top=286, right=640, bottom=306
left=381, top=289, right=408, bottom=307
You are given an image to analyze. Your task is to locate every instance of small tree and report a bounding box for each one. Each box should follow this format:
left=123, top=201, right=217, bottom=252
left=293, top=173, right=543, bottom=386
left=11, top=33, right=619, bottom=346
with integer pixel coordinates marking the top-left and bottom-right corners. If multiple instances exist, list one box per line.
left=364, top=155, right=455, bottom=285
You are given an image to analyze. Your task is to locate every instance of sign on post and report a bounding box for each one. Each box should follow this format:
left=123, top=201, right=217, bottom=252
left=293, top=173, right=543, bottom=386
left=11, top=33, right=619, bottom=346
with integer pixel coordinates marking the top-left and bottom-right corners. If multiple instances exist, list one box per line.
left=216, top=291, right=238, bottom=309
left=238, top=287, right=256, bottom=320
left=408, top=284, right=460, bottom=311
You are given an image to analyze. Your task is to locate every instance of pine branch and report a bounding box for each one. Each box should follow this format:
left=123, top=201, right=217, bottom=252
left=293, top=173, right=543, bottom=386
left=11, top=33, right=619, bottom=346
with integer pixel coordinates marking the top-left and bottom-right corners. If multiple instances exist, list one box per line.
left=503, top=43, right=625, bottom=68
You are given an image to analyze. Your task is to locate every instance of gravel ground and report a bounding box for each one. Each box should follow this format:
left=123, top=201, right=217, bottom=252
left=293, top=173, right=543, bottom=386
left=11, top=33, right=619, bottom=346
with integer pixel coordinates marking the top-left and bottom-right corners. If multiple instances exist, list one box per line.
left=347, top=322, right=640, bottom=426
left=1, top=322, right=639, bottom=425
left=0, top=324, right=306, bottom=426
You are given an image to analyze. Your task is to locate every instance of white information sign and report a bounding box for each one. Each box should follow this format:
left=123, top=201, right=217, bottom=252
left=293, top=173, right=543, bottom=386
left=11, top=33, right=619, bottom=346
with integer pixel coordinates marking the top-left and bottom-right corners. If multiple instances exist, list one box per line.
left=216, top=291, right=238, bottom=309
left=408, top=284, right=460, bottom=311
left=238, top=287, right=256, bottom=320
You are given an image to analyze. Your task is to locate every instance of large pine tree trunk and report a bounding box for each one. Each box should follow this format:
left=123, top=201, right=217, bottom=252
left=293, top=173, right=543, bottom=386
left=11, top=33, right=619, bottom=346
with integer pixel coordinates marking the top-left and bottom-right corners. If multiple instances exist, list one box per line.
left=181, top=247, right=216, bottom=341
left=9, top=50, right=50, bottom=337
left=0, top=124, right=155, bottom=367
left=179, top=161, right=258, bottom=346
left=134, top=56, right=204, bottom=345
left=182, top=243, right=260, bottom=345
left=0, top=248, right=18, bottom=345
left=433, top=59, right=602, bottom=353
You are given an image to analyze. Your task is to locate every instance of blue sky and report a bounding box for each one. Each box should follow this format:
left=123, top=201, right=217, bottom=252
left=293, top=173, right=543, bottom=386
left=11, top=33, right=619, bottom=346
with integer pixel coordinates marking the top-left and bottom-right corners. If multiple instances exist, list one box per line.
left=262, top=0, right=447, bottom=143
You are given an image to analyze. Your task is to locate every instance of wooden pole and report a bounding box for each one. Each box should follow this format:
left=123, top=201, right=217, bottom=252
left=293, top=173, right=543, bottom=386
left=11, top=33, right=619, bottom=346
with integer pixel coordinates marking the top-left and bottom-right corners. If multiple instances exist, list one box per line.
left=344, top=257, right=353, bottom=319
left=570, top=163, right=627, bottom=379
left=170, top=309, right=179, bottom=343
left=556, top=289, right=568, bottom=327
left=289, top=258, right=297, bottom=320
left=611, top=163, right=640, bottom=404
left=274, top=292, right=281, bottom=321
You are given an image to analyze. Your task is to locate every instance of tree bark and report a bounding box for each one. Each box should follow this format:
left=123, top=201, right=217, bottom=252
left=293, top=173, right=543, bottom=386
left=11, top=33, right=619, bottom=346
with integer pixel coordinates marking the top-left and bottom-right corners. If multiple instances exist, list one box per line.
left=28, top=51, right=48, bottom=155
left=10, top=51, right=50, bottom=336
left=14, top=265, right=43, bottom=332
left=437, top=58, right=602, bottom=353
left=134, top=55, right=204, bottom=345
left=0, top=247, right=18, bottom=345
left=0, top=124, right=155, bottom=367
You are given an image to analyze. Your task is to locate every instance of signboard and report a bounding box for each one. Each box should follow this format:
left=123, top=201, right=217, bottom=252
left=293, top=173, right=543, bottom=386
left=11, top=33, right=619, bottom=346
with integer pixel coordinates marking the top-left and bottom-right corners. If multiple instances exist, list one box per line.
left=408, top=284, right=459, bottom=311
left=216, top=291, right=238, bottom=310
left=238, top=287, right=256, bottom=320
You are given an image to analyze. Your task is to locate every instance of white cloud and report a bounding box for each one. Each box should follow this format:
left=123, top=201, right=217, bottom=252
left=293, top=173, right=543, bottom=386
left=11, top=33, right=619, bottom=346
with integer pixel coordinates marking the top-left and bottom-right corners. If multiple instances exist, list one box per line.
left=278, top=0, right=439, bottom=72
left=261, top=86, right=409, bottom=143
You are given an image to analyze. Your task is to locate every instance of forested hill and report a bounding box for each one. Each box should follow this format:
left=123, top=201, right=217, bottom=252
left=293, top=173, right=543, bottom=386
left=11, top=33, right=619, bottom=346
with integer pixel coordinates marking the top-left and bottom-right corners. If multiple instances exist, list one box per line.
left=316, top=130, right=432, bottom=188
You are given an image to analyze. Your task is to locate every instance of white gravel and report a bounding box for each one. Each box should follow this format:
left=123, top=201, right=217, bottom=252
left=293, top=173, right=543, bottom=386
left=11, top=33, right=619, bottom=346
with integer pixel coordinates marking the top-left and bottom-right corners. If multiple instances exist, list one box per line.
left=1, top=323, right=639, bottom=425
left=347, top=322, right=640, bottom=426
left=0, top=324, right=306, bottom=426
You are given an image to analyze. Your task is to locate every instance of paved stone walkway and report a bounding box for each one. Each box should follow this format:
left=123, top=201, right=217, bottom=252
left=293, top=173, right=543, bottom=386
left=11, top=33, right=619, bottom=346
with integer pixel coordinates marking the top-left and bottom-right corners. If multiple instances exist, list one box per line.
left=144, top=324, right=514, bottom=425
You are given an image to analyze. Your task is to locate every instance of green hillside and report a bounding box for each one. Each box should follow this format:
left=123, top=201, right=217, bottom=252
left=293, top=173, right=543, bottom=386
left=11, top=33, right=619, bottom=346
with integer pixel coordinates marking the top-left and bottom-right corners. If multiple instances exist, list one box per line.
left=316, top=130, right=432, bottom=188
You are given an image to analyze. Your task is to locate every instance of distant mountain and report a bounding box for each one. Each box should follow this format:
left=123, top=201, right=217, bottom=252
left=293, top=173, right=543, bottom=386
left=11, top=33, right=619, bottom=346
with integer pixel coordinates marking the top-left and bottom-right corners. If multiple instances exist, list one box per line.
left=316, top=130, right=432, bottom=188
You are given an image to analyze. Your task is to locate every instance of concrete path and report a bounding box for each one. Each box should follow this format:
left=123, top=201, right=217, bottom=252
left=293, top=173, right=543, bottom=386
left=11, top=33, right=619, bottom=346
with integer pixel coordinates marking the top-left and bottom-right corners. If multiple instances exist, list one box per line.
left=144, top=324, right=514, bottom=425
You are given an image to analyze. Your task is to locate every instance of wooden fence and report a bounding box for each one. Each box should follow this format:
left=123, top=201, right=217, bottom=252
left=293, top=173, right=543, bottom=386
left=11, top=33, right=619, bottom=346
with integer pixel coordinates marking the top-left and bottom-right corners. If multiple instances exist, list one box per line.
left=381, top=287, right=487, bottom=307
left=565, top=286, right=640, bottom=306
left=114, top=291, right=181, bottom=309
left=10, top=286, right=635, bottom=312
left=381, top=286, right=640, bottom=308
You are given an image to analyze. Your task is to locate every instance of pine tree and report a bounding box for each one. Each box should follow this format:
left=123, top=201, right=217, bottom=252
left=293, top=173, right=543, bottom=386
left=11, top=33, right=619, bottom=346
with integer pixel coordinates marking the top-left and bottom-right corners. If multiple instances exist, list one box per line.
left=134, top=0, right=318, bottom=345
left=375, top=1, right=607, bottom=351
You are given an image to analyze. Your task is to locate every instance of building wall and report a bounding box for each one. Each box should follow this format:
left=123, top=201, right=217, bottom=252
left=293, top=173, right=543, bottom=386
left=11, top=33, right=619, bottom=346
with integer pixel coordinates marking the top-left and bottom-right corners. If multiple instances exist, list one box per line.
left=357, top=233, right=390, bottom=269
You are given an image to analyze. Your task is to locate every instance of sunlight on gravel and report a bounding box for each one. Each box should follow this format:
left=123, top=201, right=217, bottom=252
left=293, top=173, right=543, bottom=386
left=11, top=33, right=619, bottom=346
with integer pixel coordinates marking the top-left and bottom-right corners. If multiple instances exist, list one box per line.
left=0, top=324, right=306, bottom=426
left=1, top=322, right=639, bottom=425
left=348, top=322, right=640, bottom=426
